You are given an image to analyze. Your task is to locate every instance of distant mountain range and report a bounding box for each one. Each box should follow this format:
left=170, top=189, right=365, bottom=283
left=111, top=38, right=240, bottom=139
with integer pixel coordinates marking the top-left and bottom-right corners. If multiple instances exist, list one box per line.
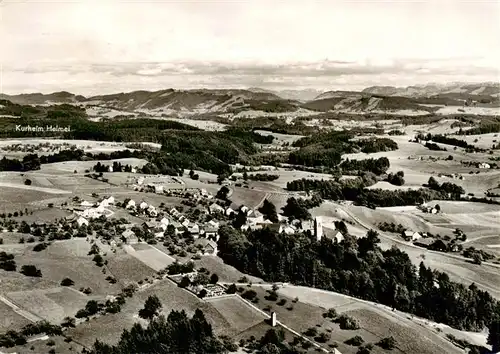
left=362, top=82, right=500, bottom=98
left=1, top=82, right=499, bottom=117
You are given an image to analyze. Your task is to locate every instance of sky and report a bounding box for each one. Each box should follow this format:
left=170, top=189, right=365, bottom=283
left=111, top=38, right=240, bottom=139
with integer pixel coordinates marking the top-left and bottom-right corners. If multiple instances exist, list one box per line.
left=1, top=0, right=499, bottom=95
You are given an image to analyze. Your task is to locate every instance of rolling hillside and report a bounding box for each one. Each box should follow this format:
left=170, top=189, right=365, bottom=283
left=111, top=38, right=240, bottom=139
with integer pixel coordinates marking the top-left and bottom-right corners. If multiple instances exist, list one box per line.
left=2, top=82, right=499, bottom=118
left=363, top=82, right=500, bottom=100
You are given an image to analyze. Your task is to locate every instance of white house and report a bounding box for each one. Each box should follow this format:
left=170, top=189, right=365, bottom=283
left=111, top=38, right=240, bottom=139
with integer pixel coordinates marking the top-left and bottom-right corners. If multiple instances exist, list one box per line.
left=76, top=216, right=89, bottom=227
left=279, top=225, right=296, bottom=235
left=402, top=230, right=414, bottom=241
left=247, top=214, right=264, bottom=225
left=154, top=185, right=164, bottom=193
left=122, top=229, right=135, bottom=239
left=479, top=163, right=491, bottom=169
left=80, top=200, right=94, bottom=207
left=147, top=205, right=157, bottom=217
left=170, top=208, right=181, bottom=217
left=331, top=230, right=344, bottom=243
left=139, top=201, right=148, bottom=210
left=209, top=203, right=225, bottom=214
left=126, top=200, right=136, bottom=209
left=189, top=223, right=200, bottom=235
left=208, top=220, right=220, bottom=229
left=108, top=166, right=113, bottom=172
left=181, top=219, right=190, bottom=228
left=154, top=231, right=165, bottom=239
left=137, top=177, right=145, bottom=185
left=160, top=217, right=169, bottom=229
left=411, top=232, right=422, bottom=241
left=225, top=207, right=235, bottom=216
left=204, top=240, right=218, bottom=256
left=204, top=225, right=218, bottom=240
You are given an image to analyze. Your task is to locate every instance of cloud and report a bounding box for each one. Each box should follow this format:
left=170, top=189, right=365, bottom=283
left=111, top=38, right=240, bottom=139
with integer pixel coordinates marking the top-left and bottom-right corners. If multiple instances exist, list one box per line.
left=2, top=58, right=499, bottom=95
left=8, top=57, right=498, bottom=78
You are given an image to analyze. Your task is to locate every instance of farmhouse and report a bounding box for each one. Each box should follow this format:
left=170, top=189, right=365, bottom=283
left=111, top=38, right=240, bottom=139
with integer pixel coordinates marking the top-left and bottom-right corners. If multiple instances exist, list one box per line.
left=208, top=220, right=220, bottom=229
left=203, top=225, right=219, bottom=240
left=204, top=240, right=218, bottom=256
left=160, top=217, right=169, bottom=229
left=170, top=220, right=184, bottom=234
left=402, top=230, right=422, bottom=241
left=80, top=200, right=94, bottom=207
left=121, top=229, right=135, bottom=239
left=126, top=199, right=136, bottom=209
left=170, top=207, right=181, bottom=218
left=414, top=238, right=437, bottom=249
left=189, top=223, right=200, bottom=235
left=100, top=196, right=115, bottom=207
left=76, top=216, right=89, bottom=227
left=139, top=201, right=148, bottom=210
left=147, top=205, right=157, bottom=217
left=209, top=203, right=225, bottom=214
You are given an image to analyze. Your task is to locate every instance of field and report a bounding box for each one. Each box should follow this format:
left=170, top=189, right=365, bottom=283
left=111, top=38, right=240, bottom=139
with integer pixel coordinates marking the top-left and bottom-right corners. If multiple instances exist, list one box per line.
left=228, top=186, right=268, bottom=209
left=194, top=256, right=263, bottom=284
left=205, top=295, right=267, bottom=333
left=38, top=158, right=148, bottom=174
left=5, top=287, right=102, bottom=324
left=0, top=300, right=31, bottom=331
left=0, top=239, right=122, bottom=296
left=124, top=243, right=176, bottom=271
left=66, top=279, right=232, bottom=346
left=0, top=335, right=85, bottom=354
left=106, top=248, right=158, bottom=284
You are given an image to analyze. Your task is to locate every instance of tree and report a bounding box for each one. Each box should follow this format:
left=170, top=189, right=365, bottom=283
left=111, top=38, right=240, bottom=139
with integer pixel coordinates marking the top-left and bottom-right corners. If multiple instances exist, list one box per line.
left=61, top=316, right=76, bottom=328
left=317, top=332, right=331, bottom=343
left=226, top=283, right=237, bottom=294
left=85, top=309, right=227, bottom=354
left=210, top=273, right=219, bottom=284
left=488, top=318, right=500, bottom=353
left=324, top=308, right=337, bottom=319
left=216, top=186, right=230, bottom=200
left=192, top=272, right=210, bottom=286
left=427, top=177, right=440, bottom=190
left=93, top=254, right=104, bottom=267
left=258, top=199, right=279, bottom=223
left=377, top=336, right=396, bottom=350
left=24, top=179, right=32, bottom=185
left=232, top=210, right=247, bottom=229
left=138, top=295, right=162, bottom=321
left=179, top=276, right=191, bottom=288
left=61, top=277, right=75, bottom=286
left=20, top=265, right=42, bottom=277
left=282, top=197, right=311, bottom=220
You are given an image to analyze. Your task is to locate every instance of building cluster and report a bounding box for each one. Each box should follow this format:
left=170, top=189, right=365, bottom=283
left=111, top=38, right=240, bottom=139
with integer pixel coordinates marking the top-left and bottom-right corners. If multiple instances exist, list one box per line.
left=134, top=175, right=185, bottom=193
left=74, top=196, right=115, bottom=224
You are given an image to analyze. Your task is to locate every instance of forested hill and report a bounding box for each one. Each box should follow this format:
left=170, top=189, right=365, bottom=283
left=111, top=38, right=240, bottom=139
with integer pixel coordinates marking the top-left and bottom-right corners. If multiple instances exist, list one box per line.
left=216, top=225, right=500, bottom=348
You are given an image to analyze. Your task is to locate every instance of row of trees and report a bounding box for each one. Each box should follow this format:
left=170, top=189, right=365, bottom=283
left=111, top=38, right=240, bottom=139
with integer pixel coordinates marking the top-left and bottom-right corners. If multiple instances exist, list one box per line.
left=340, top=157, right=390, bottom=176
